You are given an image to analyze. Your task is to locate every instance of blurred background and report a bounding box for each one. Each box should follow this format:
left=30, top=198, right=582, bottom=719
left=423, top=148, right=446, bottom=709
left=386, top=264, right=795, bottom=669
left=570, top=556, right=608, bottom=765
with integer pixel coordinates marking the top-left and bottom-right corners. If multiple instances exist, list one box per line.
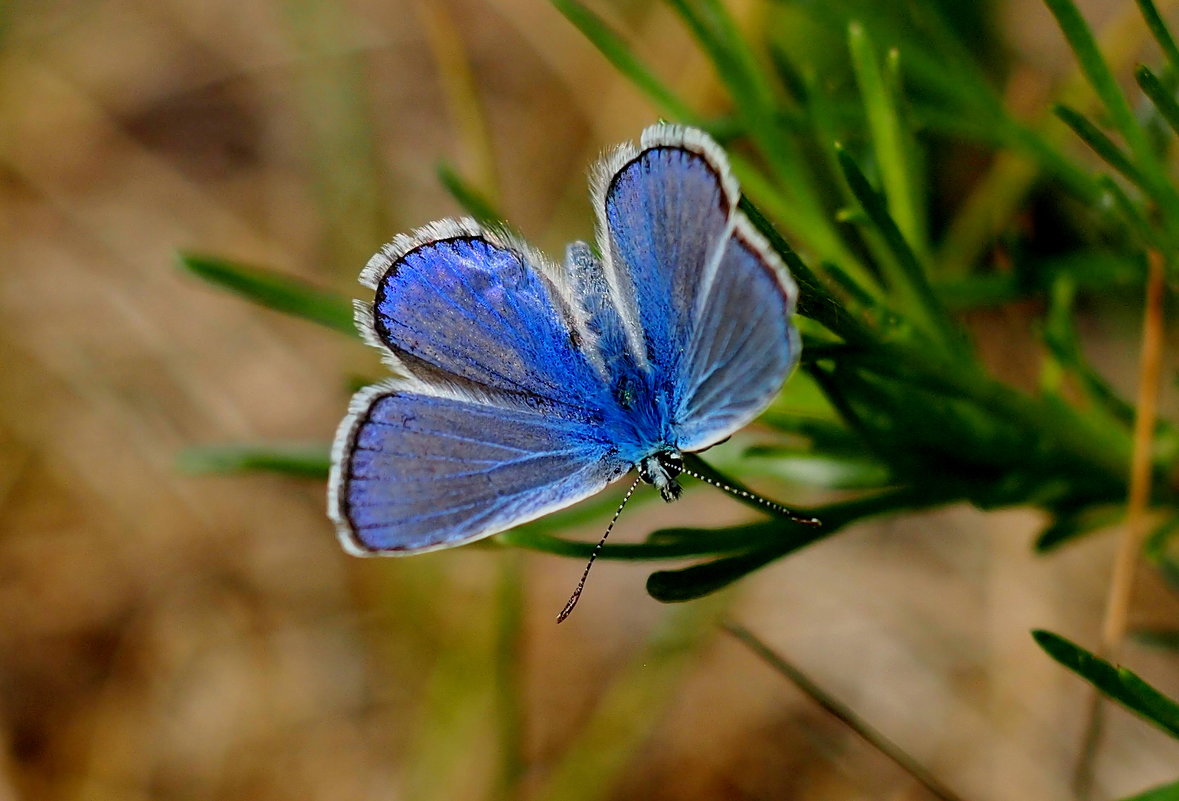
left=2, top=0, right=1179, bottom=799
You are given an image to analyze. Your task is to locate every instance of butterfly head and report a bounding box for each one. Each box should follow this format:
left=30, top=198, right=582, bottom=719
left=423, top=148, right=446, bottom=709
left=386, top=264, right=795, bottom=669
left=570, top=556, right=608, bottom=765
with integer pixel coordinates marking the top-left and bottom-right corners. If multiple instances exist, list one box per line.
left=638, top=450, right=684, bottom=502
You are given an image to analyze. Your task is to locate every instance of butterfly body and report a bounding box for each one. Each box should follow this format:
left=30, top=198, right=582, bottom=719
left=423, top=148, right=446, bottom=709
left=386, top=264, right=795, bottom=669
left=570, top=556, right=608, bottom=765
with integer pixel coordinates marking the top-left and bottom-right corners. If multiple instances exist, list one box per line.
left=330, top=125, right=799, bottom=556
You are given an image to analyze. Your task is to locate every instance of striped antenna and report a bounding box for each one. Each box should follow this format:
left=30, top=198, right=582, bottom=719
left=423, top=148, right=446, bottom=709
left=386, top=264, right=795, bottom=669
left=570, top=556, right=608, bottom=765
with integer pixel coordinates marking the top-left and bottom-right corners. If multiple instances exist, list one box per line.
left=680, top=467, right=821, bottom=527
left=557, top=475, right=642, bottom=623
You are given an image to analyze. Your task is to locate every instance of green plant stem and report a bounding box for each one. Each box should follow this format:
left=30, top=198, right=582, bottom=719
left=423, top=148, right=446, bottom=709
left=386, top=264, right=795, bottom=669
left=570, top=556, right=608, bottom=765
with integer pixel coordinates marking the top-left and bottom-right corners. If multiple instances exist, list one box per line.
left=848, top=22, right=924, bottom=254
left=1137, top=0, right=1179, bottom=75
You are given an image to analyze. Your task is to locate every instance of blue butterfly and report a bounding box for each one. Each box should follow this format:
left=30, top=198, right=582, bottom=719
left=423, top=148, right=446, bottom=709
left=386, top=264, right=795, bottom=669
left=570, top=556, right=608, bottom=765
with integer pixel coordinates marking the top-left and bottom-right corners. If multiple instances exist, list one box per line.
left=329, top=124, right=802, bottom=613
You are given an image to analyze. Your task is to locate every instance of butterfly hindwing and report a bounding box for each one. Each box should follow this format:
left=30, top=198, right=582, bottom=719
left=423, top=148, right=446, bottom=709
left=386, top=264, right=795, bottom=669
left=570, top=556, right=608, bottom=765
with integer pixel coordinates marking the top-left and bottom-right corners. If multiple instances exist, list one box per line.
left=330, top=383, right=628, bottom=555
left=673, top=225, right=799, bottom=450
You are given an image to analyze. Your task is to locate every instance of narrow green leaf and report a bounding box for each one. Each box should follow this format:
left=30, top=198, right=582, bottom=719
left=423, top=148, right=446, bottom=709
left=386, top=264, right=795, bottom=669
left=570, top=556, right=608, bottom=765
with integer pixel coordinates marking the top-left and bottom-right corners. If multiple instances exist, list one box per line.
left=1040, top=271, right=1139, bottom=428
left=647, top=547, right=783, bottom=602
left=1136, top=66, right=1179, bottom=141
left=497, top=524, right=762, bottom=560
left=1099, top=175, right=1161, bottom=249
left=177, top=443, right=331, bottom=477
left=666, top=0, right=844, bottom=264
left=767, top=40, right=807, bottom=103
left=754, top=412, right=864, bottom=451
left=737, top=196, right=871, bottom=344
left=1042, top=0, right=1153, bottom=164
left=1053, top=104, right=1147, bottom=187
left=1136, top=0, right=1179, bottom=77
left=178, top=252, right=356, bottom=336
left=1032, top=630, right=1179, bottom=739
left=436, top=162, right=504, bottom=226
left=835, top=146, right=959, bottom=350
left=646, top=486, right=953, bottom=603
left=551, top=0, right=698, bottom=122
left=644, top=520, right=779, bottom=548
left=847, top=22, right=923, bottom=251
left=1034, top=505, right=1123, bottom=552
left=665, top=0, right=774, bottom=121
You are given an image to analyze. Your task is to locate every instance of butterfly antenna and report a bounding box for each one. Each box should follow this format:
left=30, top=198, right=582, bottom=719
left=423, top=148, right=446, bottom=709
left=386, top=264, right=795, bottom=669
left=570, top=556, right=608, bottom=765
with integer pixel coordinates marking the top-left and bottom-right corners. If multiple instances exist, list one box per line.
left=680, top=467, right=822, bottom=527
left=557, top=475, right=642, bottom=623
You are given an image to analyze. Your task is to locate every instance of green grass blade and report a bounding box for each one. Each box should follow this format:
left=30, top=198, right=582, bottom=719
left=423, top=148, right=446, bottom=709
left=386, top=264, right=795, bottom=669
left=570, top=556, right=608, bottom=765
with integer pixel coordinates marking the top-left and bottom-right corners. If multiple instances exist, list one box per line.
left=1136, top=0, right=1179, bottom=77
left=1042, top=0, right=1152, bottom=164
left=737, top=196, right=872, bottom=343
left=742, top=450, right=891, bottom=490
left=1053, top=104, right=1147, bottom=187
left=497, top=525, right=766, bottom=560
left=730, top=153, right=868, bottom=286
left=1099, top=175, right=1161, bottom=248
left=646, top=486, right=957, bottom=602
left=1032, top=630, right=1179, bottom=739
left=665, top=0, right=774, bottom=119
left=1034, top=505, right=1123, bottom=552
left=847, top=22, right=923, bottom=252
left=666, top=0, right=842, bottom=250
left=436, top=162, right=505, bottom=226
left=835, top=147, right=959, bottom=350
left=551, top=0, right=699, bottom=122
left=178, top=252, right=357, bottom=336
left=646, top=547, right=784, bottom=602
left=767, top=39, right=807, bottom=103
left=177, top=442, right=331, bottom=477
left=1136, top=65, right=1179, bottom=140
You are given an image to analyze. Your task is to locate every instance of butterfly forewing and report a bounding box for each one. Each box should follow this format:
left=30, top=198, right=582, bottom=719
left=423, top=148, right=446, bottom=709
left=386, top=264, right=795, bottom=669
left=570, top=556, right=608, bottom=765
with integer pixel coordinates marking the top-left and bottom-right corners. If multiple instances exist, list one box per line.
left=364, top=219, right=607, bottom=409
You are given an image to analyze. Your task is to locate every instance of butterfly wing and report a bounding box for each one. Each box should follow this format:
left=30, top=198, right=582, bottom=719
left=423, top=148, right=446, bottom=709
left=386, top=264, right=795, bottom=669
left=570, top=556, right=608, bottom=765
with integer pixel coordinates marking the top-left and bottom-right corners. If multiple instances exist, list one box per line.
left=330, top=383, right=628, bottom=554
left=360, top=218, right=612, bottom=405
left=592, top=125, right=800, bottom=453
left=331, top=221, right=628, bottom=554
